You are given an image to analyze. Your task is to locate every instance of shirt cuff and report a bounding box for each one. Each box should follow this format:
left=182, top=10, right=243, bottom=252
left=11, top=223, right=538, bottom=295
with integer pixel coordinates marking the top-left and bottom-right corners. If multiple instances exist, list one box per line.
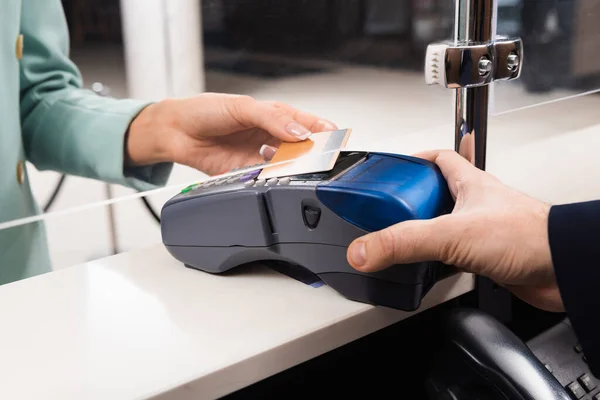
left=124, top=162, right=174, bottom=192
left=101, top=100, right=174, bottom=191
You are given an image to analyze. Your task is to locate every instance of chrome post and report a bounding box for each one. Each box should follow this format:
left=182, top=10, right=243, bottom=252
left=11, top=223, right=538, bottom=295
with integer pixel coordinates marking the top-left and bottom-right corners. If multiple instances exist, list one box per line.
left=454, top=0, right=495, bottom=170
left=424, top=0, right=524, bottom=321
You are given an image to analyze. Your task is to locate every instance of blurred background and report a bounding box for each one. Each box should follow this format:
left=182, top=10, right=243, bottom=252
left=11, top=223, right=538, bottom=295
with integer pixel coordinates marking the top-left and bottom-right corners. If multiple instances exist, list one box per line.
left=21, top=0, right=600, bottom=271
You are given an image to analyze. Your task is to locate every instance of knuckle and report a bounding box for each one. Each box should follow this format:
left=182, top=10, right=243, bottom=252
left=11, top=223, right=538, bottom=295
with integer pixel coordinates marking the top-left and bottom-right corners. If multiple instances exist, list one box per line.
left=227, top=95, right=256, bottom=125
left=443, top=221, right=474, bottom=266
left=233, top=95, right=255, bottom=110
left=267, top=105, right=289, bottom=121
left=260, top=100, right=287, bottom=113
left=269, top=101, right=287, bottom=110
left=454, top=176, right=468, bottom=192
left=436, top=149, right=454, bottom=161
left=440, top=237, right=459, bottom=265
left=377, top=228, right=399, bottom=263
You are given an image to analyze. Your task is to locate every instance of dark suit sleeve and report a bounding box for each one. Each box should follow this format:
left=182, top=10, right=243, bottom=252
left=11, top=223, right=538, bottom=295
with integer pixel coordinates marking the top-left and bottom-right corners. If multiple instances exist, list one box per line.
left=549, top=201, right=600, bottom=377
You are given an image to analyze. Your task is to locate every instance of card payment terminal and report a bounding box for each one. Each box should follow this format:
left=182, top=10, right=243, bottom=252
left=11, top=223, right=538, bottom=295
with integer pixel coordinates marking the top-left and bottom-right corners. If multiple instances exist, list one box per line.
left=160, top=151, right=454, bottom=311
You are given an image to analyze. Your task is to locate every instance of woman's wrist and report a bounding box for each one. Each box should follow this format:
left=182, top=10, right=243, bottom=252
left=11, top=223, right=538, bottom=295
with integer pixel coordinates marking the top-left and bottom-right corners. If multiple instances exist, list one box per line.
left=125, top=101, right=174, bottom=167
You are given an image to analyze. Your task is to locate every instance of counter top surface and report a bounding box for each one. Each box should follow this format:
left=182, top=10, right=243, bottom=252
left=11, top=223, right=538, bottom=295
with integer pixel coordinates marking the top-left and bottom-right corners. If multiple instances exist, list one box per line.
left=0, top=244, right=473, bottom=400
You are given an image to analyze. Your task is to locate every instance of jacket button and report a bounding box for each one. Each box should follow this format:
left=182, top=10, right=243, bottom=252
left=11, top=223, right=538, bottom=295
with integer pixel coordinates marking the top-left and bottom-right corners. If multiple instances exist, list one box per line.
left=16, top=160, right=25, bottom=184
left=16, top=34, right=23, bottom=60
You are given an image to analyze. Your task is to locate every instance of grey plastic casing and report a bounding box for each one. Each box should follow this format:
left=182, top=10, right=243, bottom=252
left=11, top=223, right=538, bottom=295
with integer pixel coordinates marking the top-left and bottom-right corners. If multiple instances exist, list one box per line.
left=161, top=155, right=444, bottom=311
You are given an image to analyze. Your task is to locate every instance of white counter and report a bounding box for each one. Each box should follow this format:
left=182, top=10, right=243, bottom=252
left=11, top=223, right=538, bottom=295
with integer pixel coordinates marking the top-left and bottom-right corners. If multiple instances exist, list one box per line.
left=0, top=244, right=473, bottom=400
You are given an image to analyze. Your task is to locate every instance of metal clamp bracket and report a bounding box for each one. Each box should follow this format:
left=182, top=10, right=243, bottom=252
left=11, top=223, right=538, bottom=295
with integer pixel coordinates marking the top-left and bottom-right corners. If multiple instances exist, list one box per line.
left=426, top=36, right=523, bottom=89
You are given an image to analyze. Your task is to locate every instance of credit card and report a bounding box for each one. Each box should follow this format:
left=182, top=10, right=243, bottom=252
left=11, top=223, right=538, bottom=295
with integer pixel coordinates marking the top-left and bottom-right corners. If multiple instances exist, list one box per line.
left=258, top=128, right=352, bottom=180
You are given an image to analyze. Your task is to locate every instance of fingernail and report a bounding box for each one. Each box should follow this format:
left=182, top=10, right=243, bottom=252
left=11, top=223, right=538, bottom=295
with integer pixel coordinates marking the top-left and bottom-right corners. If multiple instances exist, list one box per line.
left=349, top=241, right=367, bottom=267
left=259, top=145, right=277, bottom=161
left=319, top=120, right=337, bottom=131
left=286, top=122, right=311, bottom=140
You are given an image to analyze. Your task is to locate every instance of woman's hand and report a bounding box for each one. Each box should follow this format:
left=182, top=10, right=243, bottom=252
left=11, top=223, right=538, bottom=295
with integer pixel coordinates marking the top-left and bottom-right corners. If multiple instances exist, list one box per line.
left=346, top=149, right=564, bottom=312
left=125, top=93, right=337, bottom=175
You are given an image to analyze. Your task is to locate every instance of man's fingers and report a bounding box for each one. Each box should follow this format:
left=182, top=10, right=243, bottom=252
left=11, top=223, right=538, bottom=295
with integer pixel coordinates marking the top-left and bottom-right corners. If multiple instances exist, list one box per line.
left=347, top=217, right=455, bottom=273
left=413, top=149, right=477, bottom=181
left=412, top=149, right=481, bottom=197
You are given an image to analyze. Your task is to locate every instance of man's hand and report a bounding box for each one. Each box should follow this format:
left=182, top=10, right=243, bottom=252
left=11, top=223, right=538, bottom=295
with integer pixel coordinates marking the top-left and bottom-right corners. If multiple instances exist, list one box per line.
left=125, top=93, right=337, bottom=175
left=346, top=149, right=564, bottom=312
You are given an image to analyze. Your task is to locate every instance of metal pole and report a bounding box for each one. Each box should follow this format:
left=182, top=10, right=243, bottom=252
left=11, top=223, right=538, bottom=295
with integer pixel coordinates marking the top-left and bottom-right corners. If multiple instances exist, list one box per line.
left=104, top=182, right=119, bottom=255
left=452, top=0, right=514, bottom=322
left=454, top=0, right=495, bottom=170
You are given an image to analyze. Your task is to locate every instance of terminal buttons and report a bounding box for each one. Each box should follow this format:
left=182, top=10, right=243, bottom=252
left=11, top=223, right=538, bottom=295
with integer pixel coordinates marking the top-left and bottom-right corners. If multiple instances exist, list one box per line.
left=240, top=169, right=261, bottom=182
left=302, top=206, right=321, bottom=229
left=181, top=183, right=198, bottom=194
left=578, top=373, right=597, bottom=392
left=240, top=176, right=292, bottom=188
left=180, top=165, right=267, bottom=194
left=567, top=381, right=586, bottom=399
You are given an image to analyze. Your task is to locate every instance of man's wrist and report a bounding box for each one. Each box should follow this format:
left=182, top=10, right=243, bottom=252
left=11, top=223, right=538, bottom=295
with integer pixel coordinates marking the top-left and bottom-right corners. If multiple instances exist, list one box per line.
left=125, top=101, right=174, bottom=167
left=537, top=200, right=555, bottom=272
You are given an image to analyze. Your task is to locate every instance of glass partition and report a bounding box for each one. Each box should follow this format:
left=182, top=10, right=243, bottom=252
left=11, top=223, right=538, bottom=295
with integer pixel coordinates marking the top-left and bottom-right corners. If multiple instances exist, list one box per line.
left=3, top=0, right=600, bottom=279
left=200, top=0, right=458, bottom=148
left=493, top=0, right=600, bottom=114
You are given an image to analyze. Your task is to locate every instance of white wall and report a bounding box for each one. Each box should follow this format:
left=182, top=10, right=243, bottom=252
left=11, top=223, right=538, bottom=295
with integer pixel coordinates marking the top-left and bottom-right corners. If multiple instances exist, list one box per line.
left=120, top=0, right=205, bottom=100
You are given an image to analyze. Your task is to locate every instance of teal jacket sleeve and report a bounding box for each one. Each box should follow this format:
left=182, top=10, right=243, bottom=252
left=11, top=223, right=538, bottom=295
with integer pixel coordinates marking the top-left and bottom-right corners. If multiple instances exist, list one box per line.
left=19, top=0, right=172, bottom=192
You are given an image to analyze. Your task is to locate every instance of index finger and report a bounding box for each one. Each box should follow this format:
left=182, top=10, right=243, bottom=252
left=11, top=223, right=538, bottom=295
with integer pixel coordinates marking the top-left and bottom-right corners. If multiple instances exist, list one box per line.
left=267, top=101, right=338, bottom=133
left=412, top=149, right=481, bottom=196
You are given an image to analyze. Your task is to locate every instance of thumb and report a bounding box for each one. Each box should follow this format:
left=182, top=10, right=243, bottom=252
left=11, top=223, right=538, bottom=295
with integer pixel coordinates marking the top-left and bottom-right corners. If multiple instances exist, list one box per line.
left=347, top=217, right=454, bottom=272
